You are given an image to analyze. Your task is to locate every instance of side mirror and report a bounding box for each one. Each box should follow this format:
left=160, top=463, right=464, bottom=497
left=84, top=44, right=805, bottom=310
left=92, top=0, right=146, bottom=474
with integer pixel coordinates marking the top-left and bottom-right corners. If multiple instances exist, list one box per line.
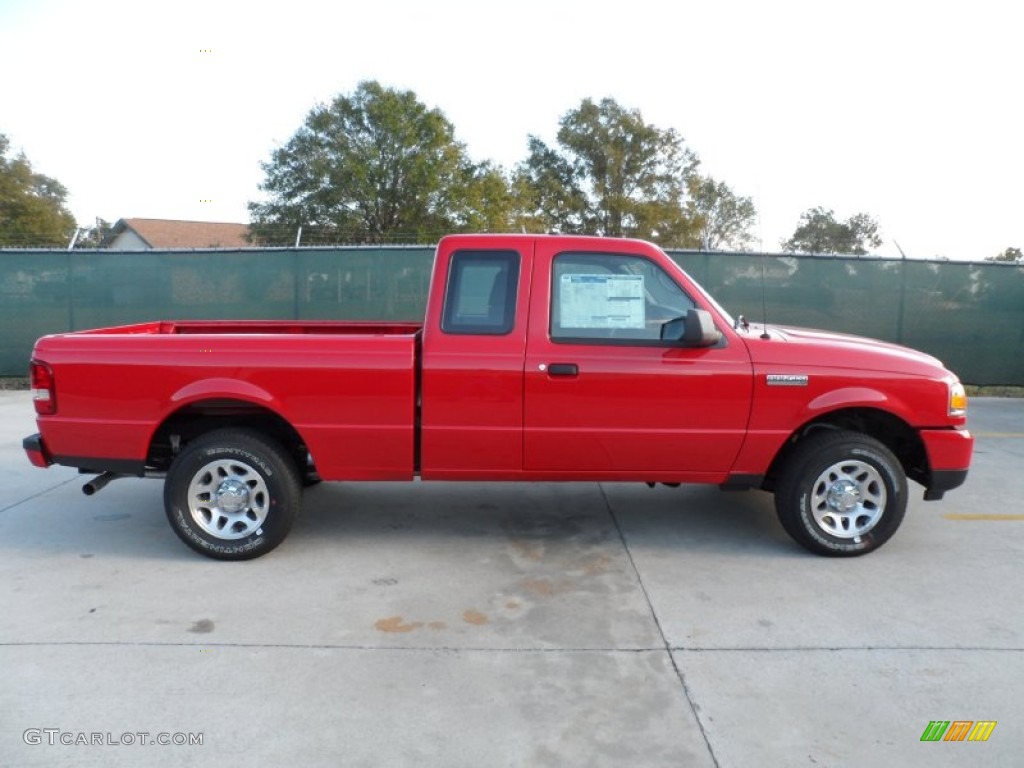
left=660, top=309, right=722, bottom=347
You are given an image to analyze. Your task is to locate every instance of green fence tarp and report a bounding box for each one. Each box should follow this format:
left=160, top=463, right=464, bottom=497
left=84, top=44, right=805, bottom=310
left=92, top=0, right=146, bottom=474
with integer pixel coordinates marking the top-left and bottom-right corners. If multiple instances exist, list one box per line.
left=2, top=247, right=1021, bottom=385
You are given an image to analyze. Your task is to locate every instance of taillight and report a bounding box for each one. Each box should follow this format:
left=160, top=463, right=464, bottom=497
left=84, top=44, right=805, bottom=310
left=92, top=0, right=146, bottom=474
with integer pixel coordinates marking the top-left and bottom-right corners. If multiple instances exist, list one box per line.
left=30, top=360, right=56, bottom=415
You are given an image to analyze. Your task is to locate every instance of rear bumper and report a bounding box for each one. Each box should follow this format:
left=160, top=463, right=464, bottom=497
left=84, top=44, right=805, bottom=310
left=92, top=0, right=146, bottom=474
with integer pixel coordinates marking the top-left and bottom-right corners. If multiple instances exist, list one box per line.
left=919, top=427, right=973, bottom=500
left=23, top=433, right=53, bottom=468
left=23, top=433, right=145, bottom=474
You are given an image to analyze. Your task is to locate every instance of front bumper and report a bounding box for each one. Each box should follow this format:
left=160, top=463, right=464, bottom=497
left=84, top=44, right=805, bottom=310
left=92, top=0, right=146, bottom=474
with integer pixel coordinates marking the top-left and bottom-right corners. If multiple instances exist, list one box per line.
left=23, top=433, right=53, bottom=468
left=919, top=427, right=973, bottom=500
left=924, top=469, right=969, bottom=500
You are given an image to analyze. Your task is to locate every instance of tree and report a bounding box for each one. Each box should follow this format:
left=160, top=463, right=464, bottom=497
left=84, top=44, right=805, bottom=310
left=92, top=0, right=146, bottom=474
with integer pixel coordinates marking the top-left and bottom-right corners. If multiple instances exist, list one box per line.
left=0, top=134, right=76, bottom=247
left=782, top=207, right=882, bottom=255
left=688, top=175, right=757, bottom=250
left=986, top=246, right=1022, bottom=263
left=515, top=97, right=701, bottom=246
left=449, top=161, right=530, bottom=234
left=249, top=81, right=508, bottom=244
left=510, top=137, right=588, bottom=235
left=72, top=217, right=114, bottom=248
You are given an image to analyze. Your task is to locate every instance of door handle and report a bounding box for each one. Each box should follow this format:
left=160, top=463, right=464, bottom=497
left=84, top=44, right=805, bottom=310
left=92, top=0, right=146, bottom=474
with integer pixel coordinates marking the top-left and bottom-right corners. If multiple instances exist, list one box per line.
left=547, top=363, right=578, bottom=377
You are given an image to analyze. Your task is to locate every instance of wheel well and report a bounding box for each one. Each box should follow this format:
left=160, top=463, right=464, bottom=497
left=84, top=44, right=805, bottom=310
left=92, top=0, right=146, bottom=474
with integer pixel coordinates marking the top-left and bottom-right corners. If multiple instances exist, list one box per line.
left=148, top=399, right=310, bottom=473
left=764, top=407, right=928, bottom=491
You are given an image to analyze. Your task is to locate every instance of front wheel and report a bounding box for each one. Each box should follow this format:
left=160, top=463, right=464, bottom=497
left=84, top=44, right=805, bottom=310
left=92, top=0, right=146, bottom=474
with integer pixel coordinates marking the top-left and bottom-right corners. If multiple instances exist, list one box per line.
left=164, top=429, right=301, bottom=560
left=774, top=430, right=907, bottom=557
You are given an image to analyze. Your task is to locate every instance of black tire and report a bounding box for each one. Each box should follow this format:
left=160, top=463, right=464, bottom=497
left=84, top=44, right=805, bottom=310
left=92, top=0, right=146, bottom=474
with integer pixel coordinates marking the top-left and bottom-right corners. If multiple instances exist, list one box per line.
left=774, top=430, right=907, bottom=557
left=164, top=429, right=301, bottom=560
left=297, top=447, right=322, bottom=487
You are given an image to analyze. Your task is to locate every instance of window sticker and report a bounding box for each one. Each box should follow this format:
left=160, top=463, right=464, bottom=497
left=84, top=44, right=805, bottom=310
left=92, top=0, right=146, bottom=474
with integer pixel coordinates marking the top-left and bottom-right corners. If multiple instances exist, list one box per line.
left=559, top=274, right=645, bottom=329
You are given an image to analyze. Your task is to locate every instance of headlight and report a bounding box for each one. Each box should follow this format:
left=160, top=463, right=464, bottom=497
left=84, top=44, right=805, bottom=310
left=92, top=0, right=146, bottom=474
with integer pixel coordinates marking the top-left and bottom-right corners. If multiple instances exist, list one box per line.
left=949, top=381, right=967, bottom=417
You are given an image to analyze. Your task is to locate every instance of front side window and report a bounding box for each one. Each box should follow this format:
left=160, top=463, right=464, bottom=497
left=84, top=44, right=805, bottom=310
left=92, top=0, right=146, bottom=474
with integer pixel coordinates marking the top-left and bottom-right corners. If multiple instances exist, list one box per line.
left=551, top=252, right=696, bottom=342
left=441, top=250, right=519, bottom=335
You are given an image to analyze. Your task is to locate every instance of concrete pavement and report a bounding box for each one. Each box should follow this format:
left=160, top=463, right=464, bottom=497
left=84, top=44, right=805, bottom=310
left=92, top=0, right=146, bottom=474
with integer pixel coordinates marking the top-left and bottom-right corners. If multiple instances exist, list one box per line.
left=1, top=391, right=1020, bottom=767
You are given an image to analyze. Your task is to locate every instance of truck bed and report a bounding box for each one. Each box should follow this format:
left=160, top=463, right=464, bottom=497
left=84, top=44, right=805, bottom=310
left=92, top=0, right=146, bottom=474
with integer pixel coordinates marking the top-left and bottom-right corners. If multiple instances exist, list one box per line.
left=31, top=321, right=421, bottom=480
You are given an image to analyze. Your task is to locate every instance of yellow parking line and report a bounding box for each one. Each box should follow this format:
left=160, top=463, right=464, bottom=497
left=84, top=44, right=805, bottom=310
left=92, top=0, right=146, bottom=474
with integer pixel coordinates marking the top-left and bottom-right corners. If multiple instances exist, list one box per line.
left=973, top=432, right=1024, bottom=438
left=943, top=513, right=1024, bottom=521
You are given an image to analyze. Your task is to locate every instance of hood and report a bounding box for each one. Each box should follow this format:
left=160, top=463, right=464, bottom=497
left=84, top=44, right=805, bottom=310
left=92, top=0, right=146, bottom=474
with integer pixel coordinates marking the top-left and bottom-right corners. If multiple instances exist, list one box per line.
left=740, top=324, right=950, bottom=378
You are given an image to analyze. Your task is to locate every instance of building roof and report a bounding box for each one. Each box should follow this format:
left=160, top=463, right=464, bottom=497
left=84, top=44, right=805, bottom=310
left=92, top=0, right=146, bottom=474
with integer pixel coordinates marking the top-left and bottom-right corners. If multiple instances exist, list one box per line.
left=105, top=218, right=251, bottom=248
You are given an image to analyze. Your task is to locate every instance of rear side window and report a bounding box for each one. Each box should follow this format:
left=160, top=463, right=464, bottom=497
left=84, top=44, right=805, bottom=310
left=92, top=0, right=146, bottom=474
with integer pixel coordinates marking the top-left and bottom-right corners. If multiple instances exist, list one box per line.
left=441, top=250, right=520, bottom=335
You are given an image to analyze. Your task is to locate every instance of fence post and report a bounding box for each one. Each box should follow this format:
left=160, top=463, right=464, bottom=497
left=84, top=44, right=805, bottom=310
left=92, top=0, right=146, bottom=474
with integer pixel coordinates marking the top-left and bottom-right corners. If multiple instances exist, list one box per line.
left=66, top=249, right=76, bottom=331
left=896, top=256, right=907, bottom=344
left=292, top=249, right=300, bottom=320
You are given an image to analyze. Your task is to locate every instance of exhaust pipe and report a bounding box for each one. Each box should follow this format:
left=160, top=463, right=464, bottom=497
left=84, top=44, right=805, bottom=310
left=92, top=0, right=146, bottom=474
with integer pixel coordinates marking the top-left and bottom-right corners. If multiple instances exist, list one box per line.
left=83, top=472, right=121, bottom=496
left=82, top=470, right=166, bottom=495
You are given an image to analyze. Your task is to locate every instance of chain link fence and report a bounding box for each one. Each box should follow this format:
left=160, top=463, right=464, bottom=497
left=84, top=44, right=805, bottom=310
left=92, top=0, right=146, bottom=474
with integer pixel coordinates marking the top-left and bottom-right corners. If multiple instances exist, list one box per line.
left=2, top=247, right=1021, bottom=384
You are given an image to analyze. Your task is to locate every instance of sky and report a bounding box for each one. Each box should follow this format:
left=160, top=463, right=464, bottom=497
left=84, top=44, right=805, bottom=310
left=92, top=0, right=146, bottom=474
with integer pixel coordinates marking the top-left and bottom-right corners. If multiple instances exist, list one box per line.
left=0, top=0, right=1021, bottom=259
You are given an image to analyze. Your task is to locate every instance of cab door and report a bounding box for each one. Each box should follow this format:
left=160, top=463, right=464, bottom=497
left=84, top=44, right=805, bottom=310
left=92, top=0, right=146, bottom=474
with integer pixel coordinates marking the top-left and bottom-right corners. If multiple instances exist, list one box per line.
left=523, top=242, right=753, bottom=478
left=419, top=237, right=532, bottom=478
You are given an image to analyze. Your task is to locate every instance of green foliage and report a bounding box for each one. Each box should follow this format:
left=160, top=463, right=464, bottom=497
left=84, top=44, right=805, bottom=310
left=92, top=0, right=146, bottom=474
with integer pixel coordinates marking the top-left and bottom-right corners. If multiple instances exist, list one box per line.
left=248, top=81, right=516, bottom=244
left=688, top=176, right=757, bottom=250
left=449, top=161, right=531, bottom=233
left=0, top=134, right=76, bottom=247
left=510, top=137, right=587, bottom=234
left=71, top=218, right=114, bottom=249
left=782, top=207, right=882, bottom=255
left=986, top=246, right=1022, bottom=263
left=514, top=97, right=701, bottom=246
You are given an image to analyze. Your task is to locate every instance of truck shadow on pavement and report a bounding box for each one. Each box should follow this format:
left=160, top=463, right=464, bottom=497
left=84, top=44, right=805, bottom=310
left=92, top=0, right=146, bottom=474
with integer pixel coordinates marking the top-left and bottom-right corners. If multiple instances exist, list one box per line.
left=0, top=477, right=801, bottom=561
left=293, top=480, right=800, bottom=560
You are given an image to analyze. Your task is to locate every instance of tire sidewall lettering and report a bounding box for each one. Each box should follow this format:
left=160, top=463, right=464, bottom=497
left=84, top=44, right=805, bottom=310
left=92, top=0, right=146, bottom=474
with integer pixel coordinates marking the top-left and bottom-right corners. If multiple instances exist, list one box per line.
left=198, top=446, right=274, bottom=478
left=171, top=506, right=267, bottom=555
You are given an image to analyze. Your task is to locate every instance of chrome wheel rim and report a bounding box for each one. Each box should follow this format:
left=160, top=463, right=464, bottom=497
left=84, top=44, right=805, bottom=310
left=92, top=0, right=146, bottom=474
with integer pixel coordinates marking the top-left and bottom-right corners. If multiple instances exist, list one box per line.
left=810, top=459, right=886, bottom=540
left=187, top=459, right=269, bottom=539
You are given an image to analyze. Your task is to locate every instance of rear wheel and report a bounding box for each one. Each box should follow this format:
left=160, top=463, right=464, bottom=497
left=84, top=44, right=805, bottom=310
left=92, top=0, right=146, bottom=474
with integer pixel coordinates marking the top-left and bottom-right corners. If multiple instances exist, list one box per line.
left=164, top=429, right=301, bottom=560
left=774, top=430, right=907, bottom=556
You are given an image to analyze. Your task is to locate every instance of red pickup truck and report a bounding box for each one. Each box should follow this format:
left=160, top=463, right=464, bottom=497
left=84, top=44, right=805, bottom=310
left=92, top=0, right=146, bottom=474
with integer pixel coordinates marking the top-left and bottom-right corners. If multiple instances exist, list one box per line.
left=23, top=234, right=973, bottom=560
